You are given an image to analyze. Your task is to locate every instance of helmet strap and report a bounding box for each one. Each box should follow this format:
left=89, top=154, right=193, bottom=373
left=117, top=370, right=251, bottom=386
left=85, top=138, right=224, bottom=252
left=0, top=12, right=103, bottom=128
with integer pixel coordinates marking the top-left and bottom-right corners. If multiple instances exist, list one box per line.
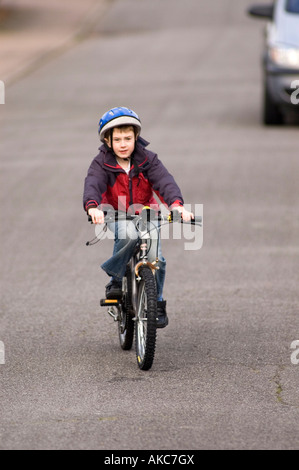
left=103, top=128, right=117, bottom=158
left=110, top=129, right=116, bottom=157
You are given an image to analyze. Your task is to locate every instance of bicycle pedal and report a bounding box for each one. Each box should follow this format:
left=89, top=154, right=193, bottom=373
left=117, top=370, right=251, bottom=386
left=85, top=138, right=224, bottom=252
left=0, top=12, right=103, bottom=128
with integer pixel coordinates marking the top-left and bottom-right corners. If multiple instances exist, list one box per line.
left=100, top=299, right=120, bottom=307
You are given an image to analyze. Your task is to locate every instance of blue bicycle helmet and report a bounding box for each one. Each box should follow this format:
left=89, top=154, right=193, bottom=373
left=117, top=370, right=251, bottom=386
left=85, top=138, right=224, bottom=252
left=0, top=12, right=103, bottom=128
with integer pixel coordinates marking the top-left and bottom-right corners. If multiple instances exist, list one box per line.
left=99, top=107, right=142, bottom=142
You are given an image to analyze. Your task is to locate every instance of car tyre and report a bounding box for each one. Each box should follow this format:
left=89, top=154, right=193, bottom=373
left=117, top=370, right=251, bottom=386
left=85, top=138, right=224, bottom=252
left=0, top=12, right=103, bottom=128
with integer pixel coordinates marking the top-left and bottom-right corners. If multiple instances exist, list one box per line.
left=263, top=83, right=284, bottom=125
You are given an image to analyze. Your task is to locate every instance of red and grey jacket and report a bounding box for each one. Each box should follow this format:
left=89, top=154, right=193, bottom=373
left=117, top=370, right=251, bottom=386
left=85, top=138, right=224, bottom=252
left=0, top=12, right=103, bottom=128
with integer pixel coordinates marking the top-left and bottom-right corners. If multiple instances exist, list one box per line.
left=83, top=138, right=184, bottom=213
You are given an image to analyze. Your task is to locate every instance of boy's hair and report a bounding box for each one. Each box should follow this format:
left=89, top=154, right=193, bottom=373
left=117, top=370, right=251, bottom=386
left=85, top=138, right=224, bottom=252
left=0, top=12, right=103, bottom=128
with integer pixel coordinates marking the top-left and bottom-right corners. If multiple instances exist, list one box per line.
left=104, top=125, right=137, bottom=142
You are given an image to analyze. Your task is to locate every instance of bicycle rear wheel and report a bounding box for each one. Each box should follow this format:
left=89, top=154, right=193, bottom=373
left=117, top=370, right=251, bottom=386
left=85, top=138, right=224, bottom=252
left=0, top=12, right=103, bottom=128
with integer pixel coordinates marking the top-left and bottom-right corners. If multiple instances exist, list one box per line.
left=118, top=267, right=134, bottom=351
left=135, top=265, right=157, bottom=371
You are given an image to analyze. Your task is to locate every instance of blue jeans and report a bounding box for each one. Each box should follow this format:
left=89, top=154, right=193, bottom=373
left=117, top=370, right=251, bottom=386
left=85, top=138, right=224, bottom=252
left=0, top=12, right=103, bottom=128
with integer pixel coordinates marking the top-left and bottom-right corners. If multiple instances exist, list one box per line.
left=101, top=220, right=166, bottom=301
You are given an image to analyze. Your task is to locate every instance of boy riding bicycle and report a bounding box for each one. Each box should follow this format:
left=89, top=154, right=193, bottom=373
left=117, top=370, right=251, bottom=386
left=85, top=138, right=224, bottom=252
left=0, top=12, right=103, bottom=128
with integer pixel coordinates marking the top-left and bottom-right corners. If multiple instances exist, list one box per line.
left=83, top=107, right=193, bottom=328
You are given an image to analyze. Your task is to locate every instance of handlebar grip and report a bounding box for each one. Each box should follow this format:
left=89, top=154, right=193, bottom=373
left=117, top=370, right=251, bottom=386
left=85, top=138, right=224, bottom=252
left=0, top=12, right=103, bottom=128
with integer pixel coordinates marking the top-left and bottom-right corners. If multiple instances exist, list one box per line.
left=177, top=213, right=202, bottom=225
left=190, top=216, right=202, bottom=225
left=88, top=213, right=106, bottom=224
left=170, top=210, right=202, bottom=225
left=87, top=211, right=133, bottom=224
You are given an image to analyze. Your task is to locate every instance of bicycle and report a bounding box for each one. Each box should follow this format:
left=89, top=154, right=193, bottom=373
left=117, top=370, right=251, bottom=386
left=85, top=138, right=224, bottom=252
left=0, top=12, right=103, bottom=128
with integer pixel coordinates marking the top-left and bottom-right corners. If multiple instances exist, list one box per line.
left=87, top=207, right=202, bottom=371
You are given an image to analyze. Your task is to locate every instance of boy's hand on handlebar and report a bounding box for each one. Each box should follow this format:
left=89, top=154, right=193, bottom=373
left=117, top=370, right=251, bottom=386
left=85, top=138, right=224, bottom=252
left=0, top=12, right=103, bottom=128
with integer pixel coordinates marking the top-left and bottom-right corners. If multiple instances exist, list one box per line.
left=88, top=208, right=105, bottom=224
left=175, top=206, right=194, bottom=222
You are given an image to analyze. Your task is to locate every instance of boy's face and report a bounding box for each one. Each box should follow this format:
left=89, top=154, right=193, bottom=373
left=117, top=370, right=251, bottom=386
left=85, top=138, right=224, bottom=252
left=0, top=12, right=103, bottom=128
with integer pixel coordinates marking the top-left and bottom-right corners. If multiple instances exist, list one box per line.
left=106, top=127, right=136, bottom=159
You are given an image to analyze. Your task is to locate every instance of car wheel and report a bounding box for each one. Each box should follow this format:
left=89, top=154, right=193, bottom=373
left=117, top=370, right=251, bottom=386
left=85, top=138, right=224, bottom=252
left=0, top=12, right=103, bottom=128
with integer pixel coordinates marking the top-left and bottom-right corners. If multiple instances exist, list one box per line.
left=263, top=83, right=284, bottom=125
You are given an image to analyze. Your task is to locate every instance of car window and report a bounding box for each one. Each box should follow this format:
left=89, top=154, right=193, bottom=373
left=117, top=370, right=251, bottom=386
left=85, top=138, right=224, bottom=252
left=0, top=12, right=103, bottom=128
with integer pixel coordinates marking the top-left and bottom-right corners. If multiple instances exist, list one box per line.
left=286, top=0, right=299, bottom=13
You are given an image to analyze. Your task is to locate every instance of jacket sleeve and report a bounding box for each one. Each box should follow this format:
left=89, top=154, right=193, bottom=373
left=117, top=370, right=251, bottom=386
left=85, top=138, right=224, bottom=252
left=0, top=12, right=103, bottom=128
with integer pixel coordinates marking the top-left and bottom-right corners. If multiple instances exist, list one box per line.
left=147, top=153, right=184, bottom=208
left=83, top=155, right=108, bottom=212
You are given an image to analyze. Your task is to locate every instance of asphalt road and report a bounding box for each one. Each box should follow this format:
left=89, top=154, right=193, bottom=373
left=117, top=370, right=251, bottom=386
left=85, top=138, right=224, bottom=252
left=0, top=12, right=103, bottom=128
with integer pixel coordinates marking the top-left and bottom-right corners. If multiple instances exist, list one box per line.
left=1, top=0, right=299, bottom=450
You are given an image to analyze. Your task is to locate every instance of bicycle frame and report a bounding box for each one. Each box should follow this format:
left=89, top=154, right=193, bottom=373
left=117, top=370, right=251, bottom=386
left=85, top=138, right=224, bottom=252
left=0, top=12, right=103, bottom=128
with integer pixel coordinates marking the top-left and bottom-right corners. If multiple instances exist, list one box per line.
left=103, top=213, right=160, bottom=319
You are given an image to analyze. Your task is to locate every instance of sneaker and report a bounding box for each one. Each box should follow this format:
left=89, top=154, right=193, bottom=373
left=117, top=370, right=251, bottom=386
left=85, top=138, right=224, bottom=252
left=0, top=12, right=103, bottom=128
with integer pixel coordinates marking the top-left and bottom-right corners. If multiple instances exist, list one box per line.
left=156, top=300, right=169, bottom=329
left=105, top=280, right=122, bottom=299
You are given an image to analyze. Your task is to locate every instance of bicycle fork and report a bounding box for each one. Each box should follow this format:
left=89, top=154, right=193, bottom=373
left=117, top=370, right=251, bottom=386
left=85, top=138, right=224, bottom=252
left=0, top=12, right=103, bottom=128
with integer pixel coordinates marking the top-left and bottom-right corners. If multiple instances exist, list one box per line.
left=130, top=244, right=159, bottom=318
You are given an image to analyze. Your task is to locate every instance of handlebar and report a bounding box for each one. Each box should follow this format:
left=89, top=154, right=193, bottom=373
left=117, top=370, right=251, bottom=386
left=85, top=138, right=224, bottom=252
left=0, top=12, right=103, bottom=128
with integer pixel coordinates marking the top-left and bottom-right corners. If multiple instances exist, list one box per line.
left=87, top=209, right=202, bottom=226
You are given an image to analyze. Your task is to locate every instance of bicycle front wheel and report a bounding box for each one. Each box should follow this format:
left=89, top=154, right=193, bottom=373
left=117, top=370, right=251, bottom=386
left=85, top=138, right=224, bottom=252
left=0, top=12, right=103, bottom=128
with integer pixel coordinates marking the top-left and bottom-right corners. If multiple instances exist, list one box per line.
left=135, top=265, right=157, bottom=371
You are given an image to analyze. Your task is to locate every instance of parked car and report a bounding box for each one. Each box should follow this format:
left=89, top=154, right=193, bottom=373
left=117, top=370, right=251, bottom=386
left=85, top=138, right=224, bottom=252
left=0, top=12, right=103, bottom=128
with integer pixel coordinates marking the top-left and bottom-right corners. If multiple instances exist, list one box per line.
left=248, top=0, right=299, bottom=124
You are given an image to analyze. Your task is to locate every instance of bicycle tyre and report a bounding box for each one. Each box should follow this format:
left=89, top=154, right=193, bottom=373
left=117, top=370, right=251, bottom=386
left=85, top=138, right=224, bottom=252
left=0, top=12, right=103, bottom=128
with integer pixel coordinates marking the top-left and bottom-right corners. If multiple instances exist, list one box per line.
left=118, top=268, right=134, bottom=351
left=135, top=265, right=157, bottom=371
